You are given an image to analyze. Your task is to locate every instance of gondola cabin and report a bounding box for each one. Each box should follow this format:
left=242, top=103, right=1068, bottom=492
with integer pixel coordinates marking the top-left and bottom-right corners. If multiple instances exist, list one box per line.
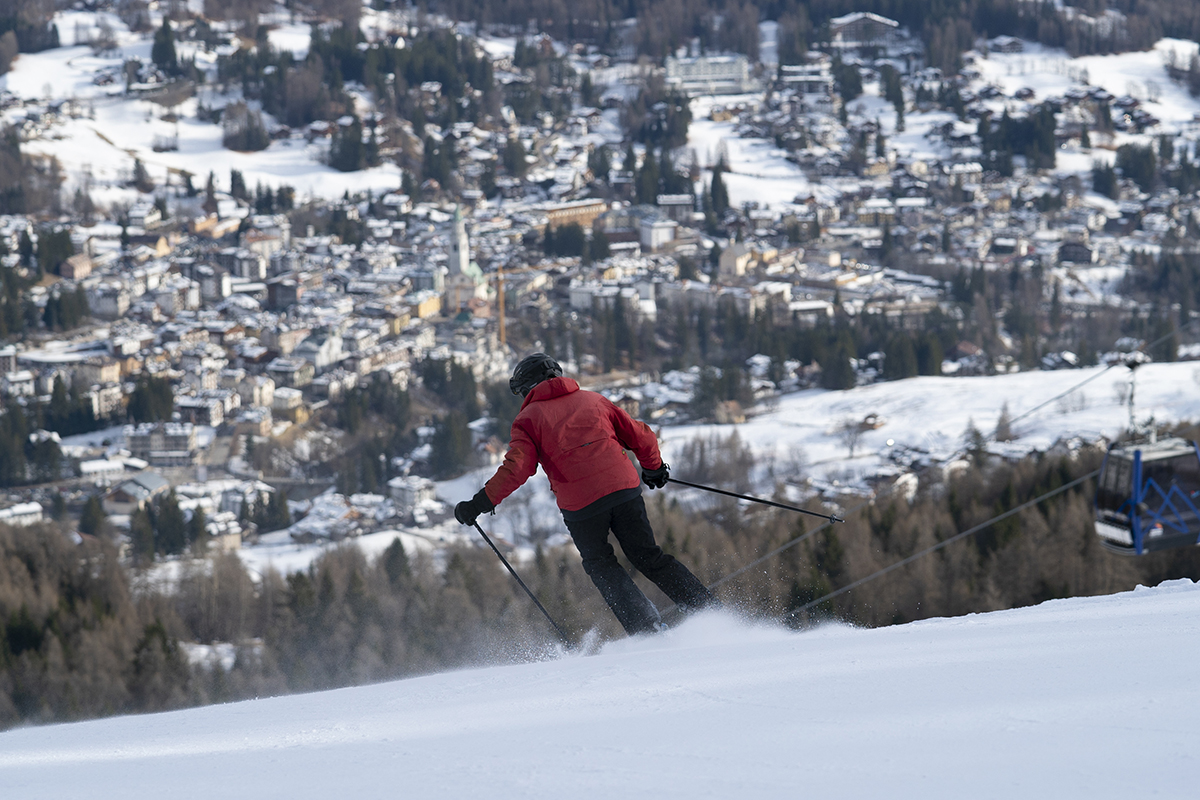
left=1094, top=438, right=1200, bottom=555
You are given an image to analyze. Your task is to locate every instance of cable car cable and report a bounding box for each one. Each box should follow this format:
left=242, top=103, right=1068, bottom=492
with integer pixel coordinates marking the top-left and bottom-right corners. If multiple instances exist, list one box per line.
left=1004, top=324, right=1189, bottom=433
left=1004, top=365, right=1119, bottom=430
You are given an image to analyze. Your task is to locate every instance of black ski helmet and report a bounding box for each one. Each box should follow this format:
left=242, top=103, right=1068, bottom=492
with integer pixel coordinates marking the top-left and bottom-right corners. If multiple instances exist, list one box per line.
left=509, top=353, right=563, bottom=397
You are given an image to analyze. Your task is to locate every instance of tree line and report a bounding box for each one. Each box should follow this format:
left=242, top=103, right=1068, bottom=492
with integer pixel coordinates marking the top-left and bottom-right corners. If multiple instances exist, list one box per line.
left=0, top=0, right=59, bottom=65
left=0, top=524, right=193, bottom=726
left=422, top=0, right=1200, bottom=69
left=0, top=126, right=63, bottom=217
left=546, top=287, right=958, bottom=397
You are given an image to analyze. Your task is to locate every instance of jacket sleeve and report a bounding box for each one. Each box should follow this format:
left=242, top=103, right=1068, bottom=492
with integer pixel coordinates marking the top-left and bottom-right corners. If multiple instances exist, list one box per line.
left=483, top=420, right=541, bottom=506
left=605, top=399, right=662, bottom=470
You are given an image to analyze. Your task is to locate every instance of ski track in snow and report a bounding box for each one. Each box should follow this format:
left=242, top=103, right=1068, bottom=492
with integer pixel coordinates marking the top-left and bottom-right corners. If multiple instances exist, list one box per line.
left=1, top=582, right=1198, bottom=797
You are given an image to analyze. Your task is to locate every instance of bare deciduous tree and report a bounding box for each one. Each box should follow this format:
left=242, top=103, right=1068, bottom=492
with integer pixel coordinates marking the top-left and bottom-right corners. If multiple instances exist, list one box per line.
left=838, top=418, right=864, bottom=458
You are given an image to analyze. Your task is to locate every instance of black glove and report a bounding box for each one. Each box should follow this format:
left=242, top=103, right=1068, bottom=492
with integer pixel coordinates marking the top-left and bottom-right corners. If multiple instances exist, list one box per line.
left=454, top=488, right=495, bottom=526
left=642, top=463, right=670, bottom=489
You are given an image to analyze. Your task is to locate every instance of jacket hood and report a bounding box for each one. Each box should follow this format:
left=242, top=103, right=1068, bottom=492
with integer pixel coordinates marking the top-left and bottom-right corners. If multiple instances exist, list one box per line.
left=520, top=376, right=578, bottom=409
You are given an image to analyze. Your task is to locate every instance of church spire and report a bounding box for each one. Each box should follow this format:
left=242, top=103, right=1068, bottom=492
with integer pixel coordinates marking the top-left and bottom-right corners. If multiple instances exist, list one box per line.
left=451, top=204, right=470, bottom=275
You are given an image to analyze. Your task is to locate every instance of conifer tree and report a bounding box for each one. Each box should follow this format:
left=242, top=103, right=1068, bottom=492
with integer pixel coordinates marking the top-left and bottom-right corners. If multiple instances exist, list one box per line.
left=502, top=136, right=527, bottom=177
left=365, top=124, right=380, bottom=167
left=383, top=537, right=410, bottom=585
left=995, top=403, right=1015, bottom=442
left=155, top=491, right=187, bottom=555
left=884, top=332, right=917, bottom=380
left=79, top=494, right=106, bottom=535
left=636, top=153, right=659, bottom=204
left=267, top=489, right=291, bottom=531
left=430, top=410, right=473, bottom=478
left=710, top=157, right=730, bottom=216
left=18, top=229, right=33, bottom=266
left=151, top=19, right=178, bottom=75
left=131, top=507, right=155, bottom=565
left=187, top=505, right=208, bottom=549
left=330, top=116, right=365, bottom=172
left=917, top=333, right=944, bottom=376
left=821, top=339, right=857, bottom=390
left=589, top=229, right=610, bottom=261
left=203, top=171, right=217, bottom=215
left=133, top=158, right=154, bottom=193
left=48, top=375, right=70, bottom=426
left=229, top=169, right=248, bottom=200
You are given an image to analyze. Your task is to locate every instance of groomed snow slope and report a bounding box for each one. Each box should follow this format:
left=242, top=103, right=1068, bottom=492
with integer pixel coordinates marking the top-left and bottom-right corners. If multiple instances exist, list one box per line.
left=2, top=581, right=1198, bottom=798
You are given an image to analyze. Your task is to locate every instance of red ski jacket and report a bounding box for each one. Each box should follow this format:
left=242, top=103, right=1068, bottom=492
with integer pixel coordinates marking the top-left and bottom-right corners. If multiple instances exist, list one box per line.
left=484, top=377, right=663, bottom=511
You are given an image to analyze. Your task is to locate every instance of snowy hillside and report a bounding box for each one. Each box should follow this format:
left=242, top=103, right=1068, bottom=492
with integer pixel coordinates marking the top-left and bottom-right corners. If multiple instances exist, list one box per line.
left=973, top=39, right=1200, bottom=127
left=687, top=38, right=1200, bottom=214
left=1, top=581, right=1197, bottom=798
left=0, top=10, right=404, bottom=205
left=660, top=360, right=1200, bottom=482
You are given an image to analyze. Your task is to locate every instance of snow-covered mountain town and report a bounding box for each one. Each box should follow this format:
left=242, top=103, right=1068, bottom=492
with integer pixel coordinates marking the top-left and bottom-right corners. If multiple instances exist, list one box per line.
left=0, top=1, right=1198, bottom=781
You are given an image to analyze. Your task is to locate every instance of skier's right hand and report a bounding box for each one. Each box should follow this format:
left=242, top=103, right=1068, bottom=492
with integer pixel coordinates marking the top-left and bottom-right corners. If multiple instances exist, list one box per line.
left=454, top=489, right=494, bottom=525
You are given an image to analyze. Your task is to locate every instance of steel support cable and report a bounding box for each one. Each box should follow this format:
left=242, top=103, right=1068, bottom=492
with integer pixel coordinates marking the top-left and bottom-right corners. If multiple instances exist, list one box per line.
left=789, top=469, right=1100, bottom=617
left=974, top=323, right=1190, bottom=437
left=1004, top=365, right=1118, bottom=430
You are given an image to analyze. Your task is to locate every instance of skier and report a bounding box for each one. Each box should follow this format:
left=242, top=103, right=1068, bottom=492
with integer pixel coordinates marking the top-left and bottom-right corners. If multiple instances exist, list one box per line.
left=454, top=353, right=716, bottom=635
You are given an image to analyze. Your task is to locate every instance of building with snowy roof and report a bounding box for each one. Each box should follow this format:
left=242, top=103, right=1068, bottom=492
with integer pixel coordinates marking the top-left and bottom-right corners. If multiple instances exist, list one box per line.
left=665, top=54, right=758, bottom=95
left=829, top=12, right=901, bottom=53
left=0, top=502, right=44, bottom=527
left=125, top=423, right=199, bottom=467
left=103, top=472, right=171, bottom=516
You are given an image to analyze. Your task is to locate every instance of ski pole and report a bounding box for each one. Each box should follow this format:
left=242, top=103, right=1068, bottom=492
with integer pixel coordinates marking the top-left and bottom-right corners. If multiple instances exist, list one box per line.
left=472, top=521, right=571, bottom=645
left=666, top=478, right=844, bottom=523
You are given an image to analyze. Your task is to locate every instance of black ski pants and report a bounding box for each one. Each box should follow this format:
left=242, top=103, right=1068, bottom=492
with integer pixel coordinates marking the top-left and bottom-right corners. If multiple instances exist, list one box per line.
left=565, top=495, right=714, bottom=635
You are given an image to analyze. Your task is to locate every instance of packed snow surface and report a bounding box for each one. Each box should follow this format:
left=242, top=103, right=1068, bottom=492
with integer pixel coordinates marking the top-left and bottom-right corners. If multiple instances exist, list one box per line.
left=1, top=581, right=1198, bottom=797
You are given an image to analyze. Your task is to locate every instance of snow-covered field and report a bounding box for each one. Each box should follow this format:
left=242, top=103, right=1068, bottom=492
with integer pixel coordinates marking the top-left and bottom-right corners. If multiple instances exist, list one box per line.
left=969, top=39, right=1200, bottom=183
left=0, top=11, right=403, bottom=204
left=661, top=360, right=1200, bottom=480
left=686, top=37, right=1200, bottom=212
left=2, top=579, right=1197, bottom=797
left=974, top=39, right=1200, bottom=127
left=689, top=95, right=816, bottom=210
left=236, top=527, right=449, bottom=579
